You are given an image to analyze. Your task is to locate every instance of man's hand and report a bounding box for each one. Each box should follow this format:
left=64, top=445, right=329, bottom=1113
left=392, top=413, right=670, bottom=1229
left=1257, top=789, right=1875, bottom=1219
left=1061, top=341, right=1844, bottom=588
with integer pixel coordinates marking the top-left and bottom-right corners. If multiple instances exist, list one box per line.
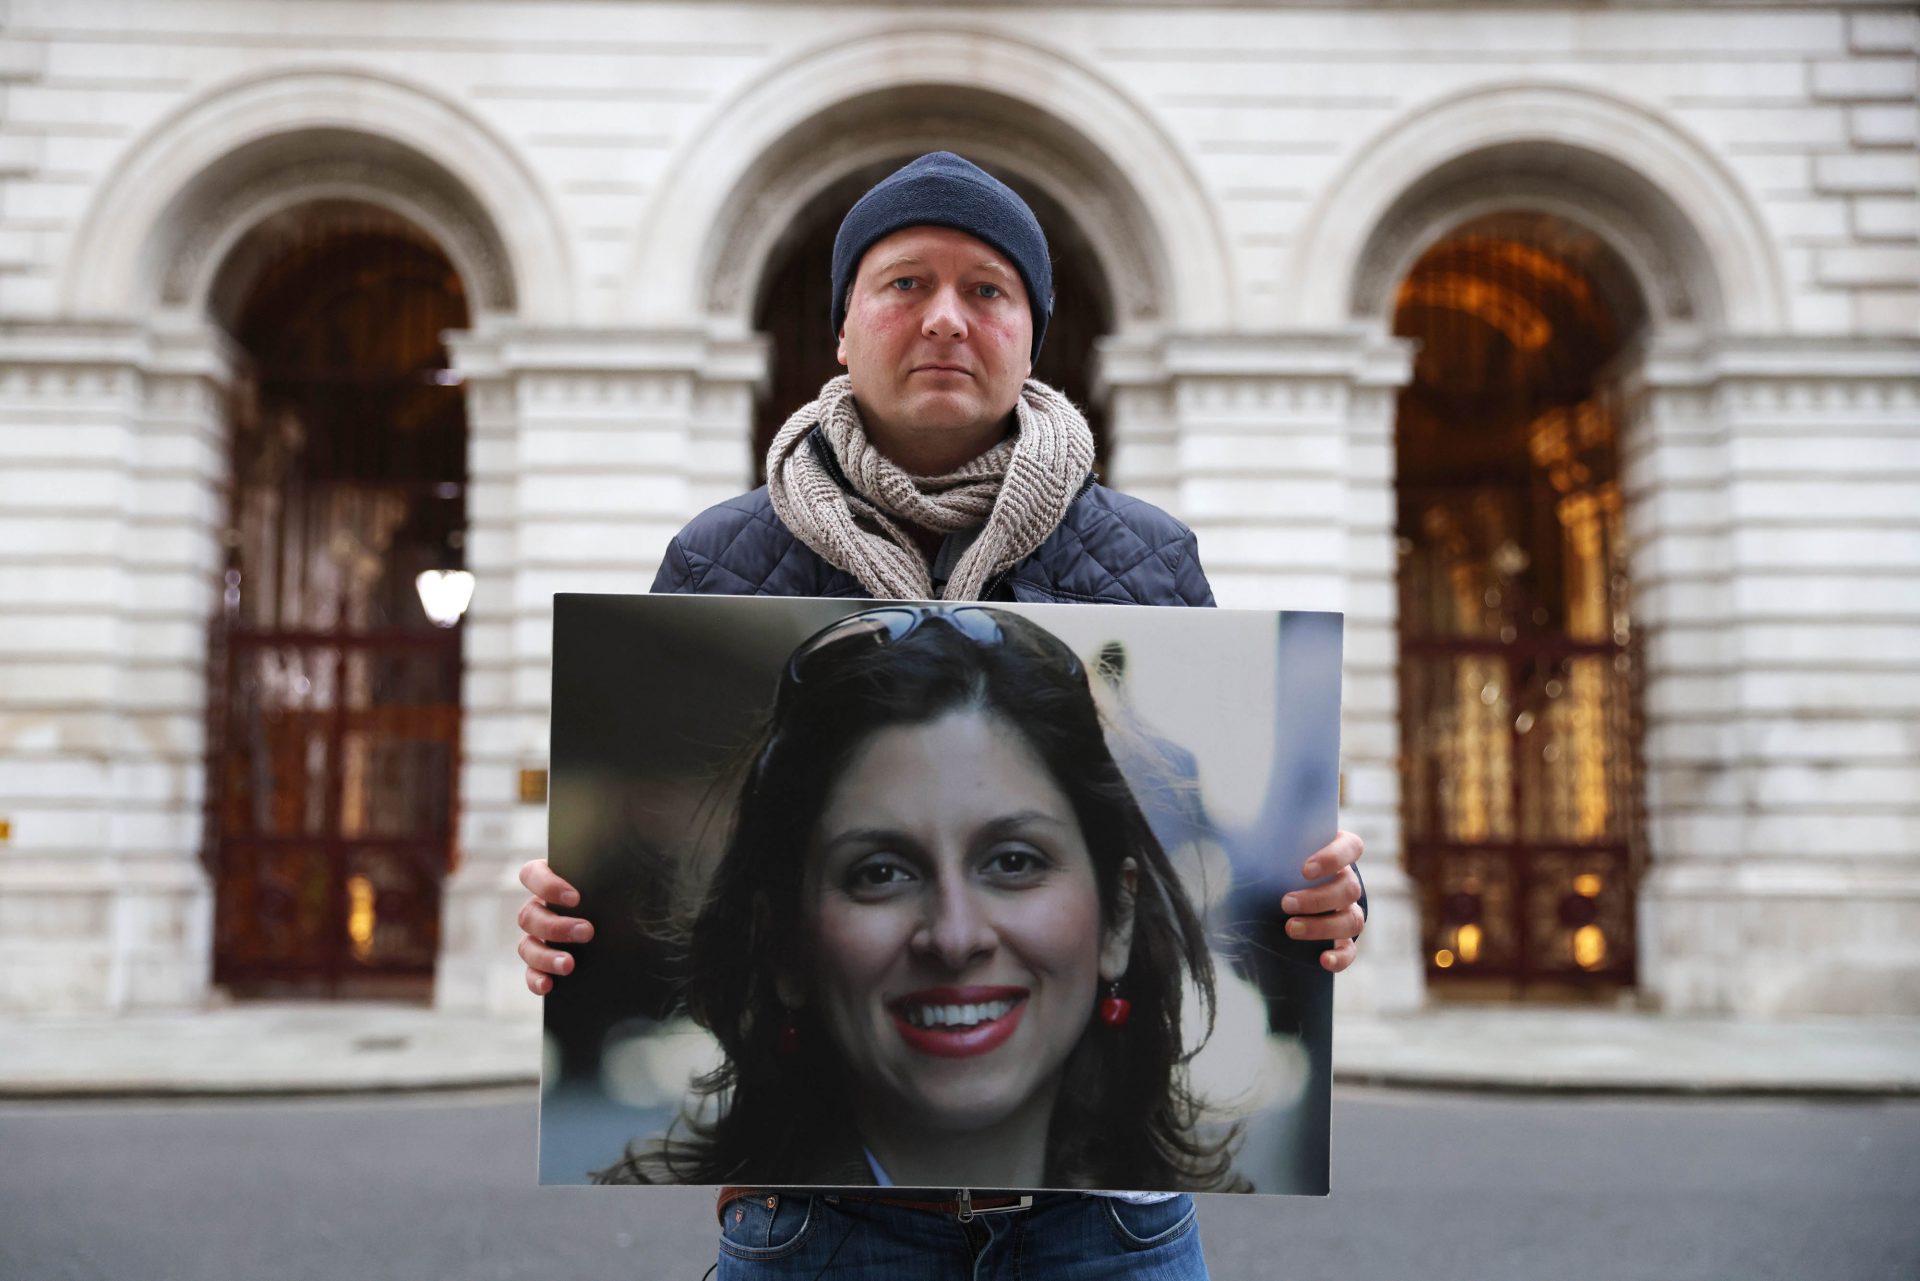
left=517, top=858, right=592, bottom=995
left=1281, top=830, right=1365, bottom=973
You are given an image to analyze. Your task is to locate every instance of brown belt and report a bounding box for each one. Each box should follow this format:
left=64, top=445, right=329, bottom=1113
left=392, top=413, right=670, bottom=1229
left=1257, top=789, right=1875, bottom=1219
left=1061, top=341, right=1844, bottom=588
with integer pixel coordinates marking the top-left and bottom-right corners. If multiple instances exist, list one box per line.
left=718, top=1188, right=1035, bottom=1223
left=857, top=1192, right=1035, bottom=1220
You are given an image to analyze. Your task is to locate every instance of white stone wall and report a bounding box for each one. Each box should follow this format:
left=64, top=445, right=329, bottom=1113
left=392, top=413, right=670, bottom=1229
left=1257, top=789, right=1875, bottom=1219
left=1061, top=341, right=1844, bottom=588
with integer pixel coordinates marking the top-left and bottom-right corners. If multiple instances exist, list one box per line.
left=0, top=1, right=1914, bottom=1017
left=433, top=325, right=766, bottom=1014
left=1629, top=338, right=1920, bottom=1016
left=3, top=4, right=1914, bottom=331
left=0, top=318, right=227, bottom=1011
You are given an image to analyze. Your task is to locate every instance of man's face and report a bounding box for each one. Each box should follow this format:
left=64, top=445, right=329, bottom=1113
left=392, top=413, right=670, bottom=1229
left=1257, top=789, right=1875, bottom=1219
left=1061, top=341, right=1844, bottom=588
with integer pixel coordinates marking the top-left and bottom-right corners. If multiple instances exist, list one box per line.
left=837, top=226, right=1034, bottom=461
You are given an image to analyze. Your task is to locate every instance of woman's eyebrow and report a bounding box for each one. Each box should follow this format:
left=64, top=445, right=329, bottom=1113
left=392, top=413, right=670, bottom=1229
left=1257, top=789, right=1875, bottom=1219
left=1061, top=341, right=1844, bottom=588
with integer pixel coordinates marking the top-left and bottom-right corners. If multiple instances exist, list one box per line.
left=817, top=825, right=915, bottom=855
left=978, top=810, right=1072, bottom=839
left=817, top=809, right=1067, bottom=852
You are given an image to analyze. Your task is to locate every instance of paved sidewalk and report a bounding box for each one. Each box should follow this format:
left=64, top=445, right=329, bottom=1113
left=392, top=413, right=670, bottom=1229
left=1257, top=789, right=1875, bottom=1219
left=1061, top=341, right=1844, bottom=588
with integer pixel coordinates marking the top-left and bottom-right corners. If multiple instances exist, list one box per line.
left=2, top=1002, right=1917, bottom=1097
left=1334, top=1007, right=1920, bottom=1094
left=0, top=1003, right=541, bottom=1096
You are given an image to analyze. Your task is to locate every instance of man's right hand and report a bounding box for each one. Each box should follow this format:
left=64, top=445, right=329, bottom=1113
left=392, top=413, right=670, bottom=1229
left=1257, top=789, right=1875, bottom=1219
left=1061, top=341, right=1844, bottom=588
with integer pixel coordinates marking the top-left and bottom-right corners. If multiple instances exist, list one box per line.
left=517, top=858, right=593, bottom=995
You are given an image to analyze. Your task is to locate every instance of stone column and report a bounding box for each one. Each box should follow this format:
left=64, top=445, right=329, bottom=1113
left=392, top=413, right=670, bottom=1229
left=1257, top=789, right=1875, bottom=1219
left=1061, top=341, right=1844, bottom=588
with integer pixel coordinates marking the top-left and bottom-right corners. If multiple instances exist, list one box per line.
left=0, top=315, right=230, bottom=1012
left=1333, top=336, right=1427, bottom=1018
left=1094, top=334, right=1181, bottom=516
left=434, top=323, right=766, bottom=1017
left=1631, top=336, right=1920, bottom=1015
left=1100, top=331, right=1424, bottom=1015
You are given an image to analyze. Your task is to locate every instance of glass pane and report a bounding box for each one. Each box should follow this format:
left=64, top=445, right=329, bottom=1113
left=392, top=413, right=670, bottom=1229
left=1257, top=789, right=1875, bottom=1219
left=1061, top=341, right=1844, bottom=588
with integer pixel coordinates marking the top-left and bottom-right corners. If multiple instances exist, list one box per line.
left=1402, top=654, right=1515, bottom=844
left=221, top=644, right=336, bottom=840
left=1398, top=489, right=1525, bottom=642
left=215, top=844, right=332, bottom=967
left=344, top=847, right=440, bottom=970
left=1525, top=851, right=1636, bottom=977
left=1514, top=655, right=1640, bottom=845
left=1418, top=850, right=1518, bottom=975
left=339, top=647, right=459, bottom=840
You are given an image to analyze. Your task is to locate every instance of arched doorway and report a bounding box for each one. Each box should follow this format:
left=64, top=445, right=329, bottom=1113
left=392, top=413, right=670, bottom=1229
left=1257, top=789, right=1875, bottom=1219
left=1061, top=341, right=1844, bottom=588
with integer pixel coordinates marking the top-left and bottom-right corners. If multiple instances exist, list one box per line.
left=1393, top=212, right=1647, bottom=998
left=205, top=203, right=471, bottom=998
left=749, top=158, right=1115, bottom=479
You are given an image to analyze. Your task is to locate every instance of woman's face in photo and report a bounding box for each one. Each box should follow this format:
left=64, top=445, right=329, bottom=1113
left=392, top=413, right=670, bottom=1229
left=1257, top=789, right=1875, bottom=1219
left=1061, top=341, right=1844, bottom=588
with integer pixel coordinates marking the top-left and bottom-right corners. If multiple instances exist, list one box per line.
left=801, top=707, right=1123, bottom=1140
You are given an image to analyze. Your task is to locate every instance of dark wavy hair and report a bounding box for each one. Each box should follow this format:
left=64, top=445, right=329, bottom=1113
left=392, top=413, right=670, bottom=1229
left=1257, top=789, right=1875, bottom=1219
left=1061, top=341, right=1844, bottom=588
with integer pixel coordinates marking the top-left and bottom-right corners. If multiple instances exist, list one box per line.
left=600, top=606, right=1241, bottom=1190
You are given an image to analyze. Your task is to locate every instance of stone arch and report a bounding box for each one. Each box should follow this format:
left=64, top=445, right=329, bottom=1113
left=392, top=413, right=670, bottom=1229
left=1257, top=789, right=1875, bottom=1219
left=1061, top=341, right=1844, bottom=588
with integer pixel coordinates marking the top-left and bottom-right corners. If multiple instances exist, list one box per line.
left=62, top=67, right=573, bottom=323
left=625, top=24, right=1233, bottom=333
left=1289, top=81, right=1789, bottom=334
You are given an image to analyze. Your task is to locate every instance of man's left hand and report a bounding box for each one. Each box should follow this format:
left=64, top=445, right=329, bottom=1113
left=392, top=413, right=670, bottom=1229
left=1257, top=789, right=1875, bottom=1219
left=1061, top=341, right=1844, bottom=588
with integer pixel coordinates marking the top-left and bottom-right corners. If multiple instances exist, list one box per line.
left=1281, top=830, right=1365, bottom=973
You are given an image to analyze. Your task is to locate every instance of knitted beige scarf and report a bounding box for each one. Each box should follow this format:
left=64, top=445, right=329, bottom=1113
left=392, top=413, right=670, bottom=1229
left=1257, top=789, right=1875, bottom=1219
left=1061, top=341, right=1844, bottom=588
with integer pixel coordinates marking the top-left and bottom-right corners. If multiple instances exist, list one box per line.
left=765, top=374, right=1095, bottom=601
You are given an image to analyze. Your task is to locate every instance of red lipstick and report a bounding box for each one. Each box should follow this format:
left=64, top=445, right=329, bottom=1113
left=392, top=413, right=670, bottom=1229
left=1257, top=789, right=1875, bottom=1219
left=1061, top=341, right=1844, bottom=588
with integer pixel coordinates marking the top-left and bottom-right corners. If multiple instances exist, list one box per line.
left=888, top=986, right=1028, bottom=1059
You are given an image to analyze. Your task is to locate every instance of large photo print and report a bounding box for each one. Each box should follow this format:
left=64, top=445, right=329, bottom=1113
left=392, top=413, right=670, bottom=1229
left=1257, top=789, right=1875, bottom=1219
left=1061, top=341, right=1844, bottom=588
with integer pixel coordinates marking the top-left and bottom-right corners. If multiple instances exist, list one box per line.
left=542, top=594, right=1344, bottom=1194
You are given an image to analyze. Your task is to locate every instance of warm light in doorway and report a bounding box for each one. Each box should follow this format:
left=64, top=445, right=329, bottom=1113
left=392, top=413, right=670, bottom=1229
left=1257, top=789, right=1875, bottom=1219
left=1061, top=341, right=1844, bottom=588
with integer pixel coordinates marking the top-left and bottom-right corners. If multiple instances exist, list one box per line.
left=347, top=874, right=376, bottom=959
left=1574, top=925, right=1607, bottom=970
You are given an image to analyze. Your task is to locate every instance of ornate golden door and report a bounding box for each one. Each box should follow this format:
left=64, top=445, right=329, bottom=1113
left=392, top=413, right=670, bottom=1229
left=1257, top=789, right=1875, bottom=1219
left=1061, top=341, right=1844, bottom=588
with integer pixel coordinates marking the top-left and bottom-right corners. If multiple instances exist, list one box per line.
left=1394, top=216, right=1647, bottom=995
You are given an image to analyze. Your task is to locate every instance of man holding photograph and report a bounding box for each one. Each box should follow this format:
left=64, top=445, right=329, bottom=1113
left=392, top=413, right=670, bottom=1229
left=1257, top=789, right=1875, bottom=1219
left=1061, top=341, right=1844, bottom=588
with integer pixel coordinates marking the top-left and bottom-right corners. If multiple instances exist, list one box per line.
left=516, top=152, right=1366, bottom=1278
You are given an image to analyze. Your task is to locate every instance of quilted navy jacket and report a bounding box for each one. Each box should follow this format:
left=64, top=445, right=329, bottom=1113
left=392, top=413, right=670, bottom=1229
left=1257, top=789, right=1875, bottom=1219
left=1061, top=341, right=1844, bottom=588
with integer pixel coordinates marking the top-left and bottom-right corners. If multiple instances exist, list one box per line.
left=650, top=467, right=1215, bottom=607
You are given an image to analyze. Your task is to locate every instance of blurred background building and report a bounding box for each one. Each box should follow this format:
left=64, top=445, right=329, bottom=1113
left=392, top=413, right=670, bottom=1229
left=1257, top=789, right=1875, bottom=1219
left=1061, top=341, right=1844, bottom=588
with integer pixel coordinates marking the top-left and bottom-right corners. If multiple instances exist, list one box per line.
left=1, top=1, right=1914, bottom=1024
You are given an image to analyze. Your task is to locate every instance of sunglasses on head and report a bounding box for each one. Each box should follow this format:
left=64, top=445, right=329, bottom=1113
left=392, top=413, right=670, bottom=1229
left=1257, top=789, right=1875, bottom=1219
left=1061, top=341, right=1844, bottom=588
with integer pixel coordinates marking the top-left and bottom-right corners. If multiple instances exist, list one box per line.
left=752, top=605, right=1085, bottom=792
left=784, top=606, right=1011, bottom=686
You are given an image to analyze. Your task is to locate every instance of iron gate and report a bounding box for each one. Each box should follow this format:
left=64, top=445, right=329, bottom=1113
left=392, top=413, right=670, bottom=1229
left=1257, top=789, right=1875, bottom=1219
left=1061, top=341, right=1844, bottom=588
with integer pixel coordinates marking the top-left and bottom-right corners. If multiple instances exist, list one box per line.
left=1393, top=218, right=1647, bottom=994
left=204, top=212, right=469, bottom=995
left=209, top=630, right=460, bottom=991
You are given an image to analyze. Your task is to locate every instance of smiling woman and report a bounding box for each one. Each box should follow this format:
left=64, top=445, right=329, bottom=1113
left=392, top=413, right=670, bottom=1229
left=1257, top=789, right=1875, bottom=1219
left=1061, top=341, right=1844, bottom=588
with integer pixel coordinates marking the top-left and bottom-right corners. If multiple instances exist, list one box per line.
left=806, top=707, right=1126, bottom=1188
left=597, top=605, right=1242, bottom=1192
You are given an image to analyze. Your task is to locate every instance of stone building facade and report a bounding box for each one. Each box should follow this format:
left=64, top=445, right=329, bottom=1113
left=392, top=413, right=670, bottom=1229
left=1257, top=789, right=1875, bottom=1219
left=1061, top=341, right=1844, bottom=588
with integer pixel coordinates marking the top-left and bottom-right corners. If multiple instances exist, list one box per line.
left=0, top=2, right=1914, bottom=1021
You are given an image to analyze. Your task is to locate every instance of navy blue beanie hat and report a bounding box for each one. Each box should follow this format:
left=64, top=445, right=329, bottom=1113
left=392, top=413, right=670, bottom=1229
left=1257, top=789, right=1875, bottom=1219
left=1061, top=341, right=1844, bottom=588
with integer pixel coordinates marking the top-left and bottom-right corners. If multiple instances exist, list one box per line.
left=830, top=151, right=1053, bottom=363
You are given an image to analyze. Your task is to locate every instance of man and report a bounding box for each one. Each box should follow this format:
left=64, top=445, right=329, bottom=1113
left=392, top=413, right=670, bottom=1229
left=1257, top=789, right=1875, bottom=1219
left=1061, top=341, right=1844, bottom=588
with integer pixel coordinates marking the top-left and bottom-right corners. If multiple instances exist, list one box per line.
left=516, top=152, right=1365, bottom=1279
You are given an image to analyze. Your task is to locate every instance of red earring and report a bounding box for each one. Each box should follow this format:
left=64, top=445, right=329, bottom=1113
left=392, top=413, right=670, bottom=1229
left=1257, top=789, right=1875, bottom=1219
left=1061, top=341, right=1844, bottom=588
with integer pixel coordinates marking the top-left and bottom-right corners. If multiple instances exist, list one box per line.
left=777, top=1013, right=801, bottom=1057
left=1098, top=981, right=1131, bottom=1026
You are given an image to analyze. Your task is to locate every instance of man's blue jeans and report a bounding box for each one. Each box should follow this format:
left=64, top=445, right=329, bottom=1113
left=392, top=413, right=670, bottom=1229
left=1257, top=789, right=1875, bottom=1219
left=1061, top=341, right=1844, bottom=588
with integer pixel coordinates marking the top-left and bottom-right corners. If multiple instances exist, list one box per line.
left=716, top=1191, right=1209, bottom=1280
